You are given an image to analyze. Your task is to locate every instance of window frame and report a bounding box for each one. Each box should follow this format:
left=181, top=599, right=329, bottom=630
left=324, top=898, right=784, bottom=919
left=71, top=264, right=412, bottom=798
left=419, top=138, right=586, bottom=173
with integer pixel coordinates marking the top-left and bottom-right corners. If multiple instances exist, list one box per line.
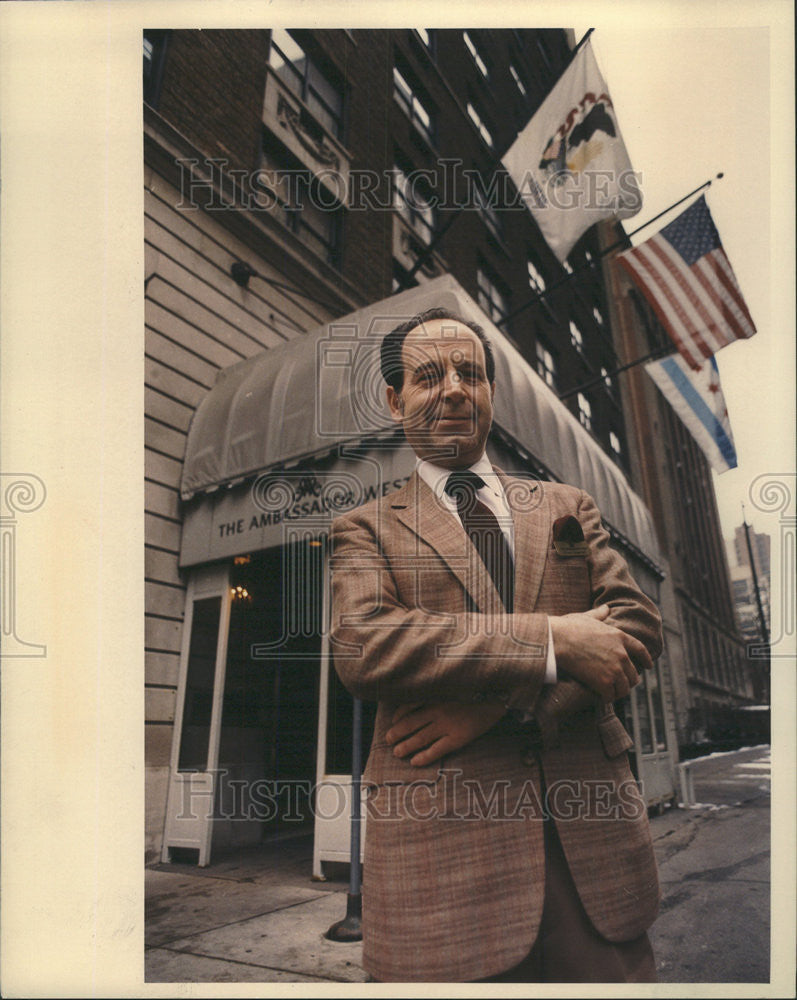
left=577, top=392, right=593, bottom=431
left=535, top=337, right=559, bottom=392
left=476, top=262, right=510, bottom=325
left=466, top=100, right=494, bottom=150
left=393, top=64, right=435, bottom=147
left=609, top=429, right=623, bottom=462
left=527, top=256, right=546, bottom=293
left=143, top=29, right=170, bottom=108
left=463, top=31, right=489, bottom=78
left=569, top=319, right=585, bottom=355
left=473, top=180, right=504, bottom=244
left=414, top=28, right=434, bottom=53
left=509, top=62, right=527, bottom=97
left=268, top=29, right=345, bottom=141
left=393, top=161, right=436, bottom=246
left=258, top=136, right=343, bottom=267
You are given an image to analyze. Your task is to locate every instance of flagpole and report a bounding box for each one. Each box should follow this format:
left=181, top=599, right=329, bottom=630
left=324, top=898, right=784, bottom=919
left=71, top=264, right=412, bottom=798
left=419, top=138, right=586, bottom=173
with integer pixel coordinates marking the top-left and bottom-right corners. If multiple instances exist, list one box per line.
left=557, top=345, right=674, bottom=401
left=607, top=172, right=724, bottom=251
left=571, top=27, right=595, bottom=58
left=528, top=28, right=595, bottom=114
left=494, top=172, right=725, bottom=329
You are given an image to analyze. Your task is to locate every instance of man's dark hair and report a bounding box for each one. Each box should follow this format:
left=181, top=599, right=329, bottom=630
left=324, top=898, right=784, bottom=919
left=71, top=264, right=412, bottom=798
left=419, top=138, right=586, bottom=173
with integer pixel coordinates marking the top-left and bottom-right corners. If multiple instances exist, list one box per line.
left=380, top=307, right=496, bottom=392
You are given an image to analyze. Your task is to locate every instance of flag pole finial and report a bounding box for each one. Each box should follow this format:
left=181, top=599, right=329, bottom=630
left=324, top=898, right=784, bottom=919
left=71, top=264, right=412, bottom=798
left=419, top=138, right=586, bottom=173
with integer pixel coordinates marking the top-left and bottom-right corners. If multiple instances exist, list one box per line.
left=572, top=27, right=595, bottom=56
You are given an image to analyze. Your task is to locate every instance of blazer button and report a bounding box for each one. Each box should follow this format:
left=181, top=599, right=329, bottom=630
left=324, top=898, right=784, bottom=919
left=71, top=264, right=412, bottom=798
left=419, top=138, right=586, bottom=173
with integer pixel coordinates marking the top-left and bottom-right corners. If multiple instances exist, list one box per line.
left=473, top=692, right=485, bottom=703
left=522, top=749, right=538, bottom=766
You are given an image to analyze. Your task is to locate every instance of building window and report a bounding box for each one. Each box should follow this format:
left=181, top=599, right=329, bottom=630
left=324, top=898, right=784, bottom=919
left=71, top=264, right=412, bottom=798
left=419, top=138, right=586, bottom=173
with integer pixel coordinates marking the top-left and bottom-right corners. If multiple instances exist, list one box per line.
left=473, top=180, right=503, bottom=244
left=527, top=256, right=546, bottom=293
left=477, top=264, right=509, bottom=325
left=393, top=261, right=418, bottom=293
left=463, top=32, right=489, bottom=78
left=143, top=30, right=169, bottom=107
left=569, top=320, right=584, bottom=354
left=414, top=28, right=434, bottom=52
left=609, top=430, right=622, bottom=461
left=292, top=188, right=341, bottom=264
left=601, top=366, right=613, bottom=390
left=577, top=393, right=592, bottom=431
left=593, top=305, right=603, bottom=326
left=466, top=101, right=494, bottom=149
left=393, top=163, right=435, bottom=245
left=535, top=34, right=553, bottom=69
left=393, top=66, right=434, bottom=146
left=509, top=63, right=527, bottom=97
left=536, top=339, right=558, bottom=391
left=269, top=29, right=344, bottom=140
left=259, top=140, right=342, bottom=266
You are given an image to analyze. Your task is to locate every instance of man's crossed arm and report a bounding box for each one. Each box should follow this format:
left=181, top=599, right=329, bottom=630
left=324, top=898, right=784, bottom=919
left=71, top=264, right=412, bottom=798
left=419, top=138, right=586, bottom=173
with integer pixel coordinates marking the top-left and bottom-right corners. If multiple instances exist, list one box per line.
left=387, top=603, right=654, bottom=766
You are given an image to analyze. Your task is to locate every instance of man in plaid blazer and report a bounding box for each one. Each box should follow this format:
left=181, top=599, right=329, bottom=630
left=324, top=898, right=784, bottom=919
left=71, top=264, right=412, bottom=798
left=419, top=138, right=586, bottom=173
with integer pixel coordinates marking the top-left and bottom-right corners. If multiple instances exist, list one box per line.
left=329, top=308, right=662, bottom=982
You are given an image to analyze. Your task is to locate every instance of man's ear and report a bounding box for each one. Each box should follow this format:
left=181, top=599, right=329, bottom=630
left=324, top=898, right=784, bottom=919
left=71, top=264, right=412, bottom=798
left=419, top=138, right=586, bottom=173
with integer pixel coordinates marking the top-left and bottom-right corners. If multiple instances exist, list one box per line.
left=386, top=386, right=404, bottom=423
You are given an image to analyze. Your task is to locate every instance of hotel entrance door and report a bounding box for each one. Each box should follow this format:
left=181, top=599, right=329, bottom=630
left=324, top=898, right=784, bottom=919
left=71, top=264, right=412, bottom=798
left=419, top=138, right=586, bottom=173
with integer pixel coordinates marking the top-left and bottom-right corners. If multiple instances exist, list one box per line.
left=216, top=544, right=322, bottom=847
left=162, top=542, right=323, bottom=865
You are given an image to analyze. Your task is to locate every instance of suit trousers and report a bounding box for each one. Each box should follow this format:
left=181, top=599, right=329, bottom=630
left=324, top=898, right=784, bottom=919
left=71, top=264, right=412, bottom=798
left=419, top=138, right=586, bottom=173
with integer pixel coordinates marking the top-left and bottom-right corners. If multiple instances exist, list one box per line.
left=477, top=812, right=658, bottom=983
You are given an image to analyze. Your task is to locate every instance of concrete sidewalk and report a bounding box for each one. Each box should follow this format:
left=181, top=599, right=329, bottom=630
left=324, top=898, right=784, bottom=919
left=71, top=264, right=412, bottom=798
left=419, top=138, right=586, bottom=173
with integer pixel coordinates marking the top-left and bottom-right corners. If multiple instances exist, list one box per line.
left=145, top=745, right=771, bottom=984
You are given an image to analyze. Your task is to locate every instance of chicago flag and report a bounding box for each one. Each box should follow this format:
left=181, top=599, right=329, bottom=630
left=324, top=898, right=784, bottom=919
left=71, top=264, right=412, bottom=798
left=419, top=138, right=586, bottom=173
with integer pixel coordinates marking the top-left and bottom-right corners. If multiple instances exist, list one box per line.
left=645, top=353, right=738, bottom=473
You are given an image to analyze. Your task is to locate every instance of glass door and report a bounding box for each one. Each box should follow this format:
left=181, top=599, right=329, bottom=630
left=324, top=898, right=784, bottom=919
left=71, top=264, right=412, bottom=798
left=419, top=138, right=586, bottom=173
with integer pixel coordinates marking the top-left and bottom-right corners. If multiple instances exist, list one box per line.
left=161, top=563, right=231, bottom=865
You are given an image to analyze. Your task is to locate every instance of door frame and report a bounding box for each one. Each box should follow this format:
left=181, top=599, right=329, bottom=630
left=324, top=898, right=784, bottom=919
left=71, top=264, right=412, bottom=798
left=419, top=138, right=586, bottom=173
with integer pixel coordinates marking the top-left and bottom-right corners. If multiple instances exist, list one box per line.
left=161, top=562, right=232, bottom=866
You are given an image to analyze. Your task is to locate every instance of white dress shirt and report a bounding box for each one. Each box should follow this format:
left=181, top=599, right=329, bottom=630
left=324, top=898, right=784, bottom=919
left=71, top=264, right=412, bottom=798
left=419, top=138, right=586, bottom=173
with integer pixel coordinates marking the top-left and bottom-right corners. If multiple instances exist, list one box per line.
left=417, top=456, right=557, bottom=683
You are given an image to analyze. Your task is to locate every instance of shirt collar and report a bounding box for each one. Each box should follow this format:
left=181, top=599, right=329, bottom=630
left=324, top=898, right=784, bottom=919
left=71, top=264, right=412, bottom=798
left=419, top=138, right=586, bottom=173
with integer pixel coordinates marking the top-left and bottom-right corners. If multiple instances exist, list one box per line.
left=416, top=454, right=501, bottom=503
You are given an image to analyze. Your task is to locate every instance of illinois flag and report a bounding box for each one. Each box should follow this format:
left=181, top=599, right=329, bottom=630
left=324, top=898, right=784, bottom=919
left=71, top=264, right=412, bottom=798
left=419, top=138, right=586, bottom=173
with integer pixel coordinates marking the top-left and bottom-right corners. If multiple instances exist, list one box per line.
left=502, top=39, right=641, bottom=262
left=645, top=353, right=738, bottom=473
left=619, top=196, right=756, bottom=370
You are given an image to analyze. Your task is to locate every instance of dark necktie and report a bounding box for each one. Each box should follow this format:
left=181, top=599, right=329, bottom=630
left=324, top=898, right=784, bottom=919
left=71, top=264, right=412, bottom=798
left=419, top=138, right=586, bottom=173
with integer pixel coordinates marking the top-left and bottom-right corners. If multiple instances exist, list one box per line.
left=444, top=471, right=514, bottom=612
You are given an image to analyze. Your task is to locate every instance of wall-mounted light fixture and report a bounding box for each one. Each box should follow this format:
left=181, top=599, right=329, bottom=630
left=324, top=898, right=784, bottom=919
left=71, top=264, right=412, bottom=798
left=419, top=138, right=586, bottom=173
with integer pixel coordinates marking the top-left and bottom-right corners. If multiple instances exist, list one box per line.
left=230, top=260, right=257, bottom=288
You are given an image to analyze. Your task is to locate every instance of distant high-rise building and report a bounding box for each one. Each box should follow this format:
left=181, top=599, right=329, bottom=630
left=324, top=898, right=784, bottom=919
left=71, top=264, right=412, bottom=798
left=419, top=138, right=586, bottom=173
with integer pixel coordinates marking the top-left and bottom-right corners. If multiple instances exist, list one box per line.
left=733, top=523, right=771, bottom=582
left=726, top=525, right=770, bottom=703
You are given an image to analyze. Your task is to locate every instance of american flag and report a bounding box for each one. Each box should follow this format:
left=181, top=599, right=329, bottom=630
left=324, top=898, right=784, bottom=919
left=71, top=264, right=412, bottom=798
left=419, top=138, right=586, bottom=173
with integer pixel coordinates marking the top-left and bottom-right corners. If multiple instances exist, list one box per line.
left=618, top=196, right=756, bottom=369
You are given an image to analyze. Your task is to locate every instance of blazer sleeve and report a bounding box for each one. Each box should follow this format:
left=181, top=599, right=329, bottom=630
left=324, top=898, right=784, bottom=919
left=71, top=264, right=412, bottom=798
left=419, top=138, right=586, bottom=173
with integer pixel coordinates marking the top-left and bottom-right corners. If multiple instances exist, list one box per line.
left=580, top=489, right=663, bottom=656
left=535, top=488, right=664, bottom=724
left=329, top=506, right=551, bottom=709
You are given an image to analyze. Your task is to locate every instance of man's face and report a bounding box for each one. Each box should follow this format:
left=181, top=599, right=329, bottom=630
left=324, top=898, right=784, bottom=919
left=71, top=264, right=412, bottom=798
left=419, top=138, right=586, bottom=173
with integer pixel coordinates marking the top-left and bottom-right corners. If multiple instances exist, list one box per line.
left=386, top=318, right=495, bottom=469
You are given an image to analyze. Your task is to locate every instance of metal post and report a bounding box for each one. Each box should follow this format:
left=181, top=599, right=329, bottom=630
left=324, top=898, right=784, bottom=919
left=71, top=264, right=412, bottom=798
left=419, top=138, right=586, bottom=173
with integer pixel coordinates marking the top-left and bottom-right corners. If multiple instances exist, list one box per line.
left=742, top=510, right=770, bottom=647
left=325, top=695, right=363, bottom=941
left=677, top=760, right=695, bottom=807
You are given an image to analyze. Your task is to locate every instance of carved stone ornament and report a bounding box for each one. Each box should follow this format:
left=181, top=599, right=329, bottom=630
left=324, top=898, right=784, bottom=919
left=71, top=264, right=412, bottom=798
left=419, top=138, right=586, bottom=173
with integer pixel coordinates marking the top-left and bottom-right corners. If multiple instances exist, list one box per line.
left=276, top=93, right=340, bottom=171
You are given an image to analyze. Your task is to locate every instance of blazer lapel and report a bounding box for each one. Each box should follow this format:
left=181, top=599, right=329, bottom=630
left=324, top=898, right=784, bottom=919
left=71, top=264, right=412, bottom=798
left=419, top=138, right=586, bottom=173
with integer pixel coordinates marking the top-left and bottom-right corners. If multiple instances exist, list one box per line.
left=390, top=471, right=503, bottom=613
left=496, top=469, right=551, bottom=613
